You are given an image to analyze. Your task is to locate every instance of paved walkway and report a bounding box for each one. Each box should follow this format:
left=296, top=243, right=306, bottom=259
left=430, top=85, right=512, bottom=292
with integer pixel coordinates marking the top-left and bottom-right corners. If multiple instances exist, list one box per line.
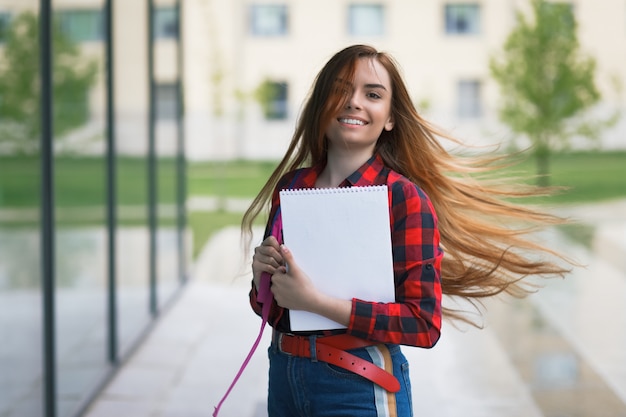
left=83, top=200, right=626, bottom=417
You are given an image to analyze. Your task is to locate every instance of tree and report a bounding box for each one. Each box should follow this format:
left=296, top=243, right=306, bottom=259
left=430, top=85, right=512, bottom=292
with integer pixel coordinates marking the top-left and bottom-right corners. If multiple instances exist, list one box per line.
left=490, top=0, right=617, bottom=186
left=0, top=11, right=98, bottom=154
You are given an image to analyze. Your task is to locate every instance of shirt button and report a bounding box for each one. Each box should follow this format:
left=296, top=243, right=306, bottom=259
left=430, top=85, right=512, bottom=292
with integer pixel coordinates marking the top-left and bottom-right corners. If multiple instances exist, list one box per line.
left=425, top=264, right=433, bottom=270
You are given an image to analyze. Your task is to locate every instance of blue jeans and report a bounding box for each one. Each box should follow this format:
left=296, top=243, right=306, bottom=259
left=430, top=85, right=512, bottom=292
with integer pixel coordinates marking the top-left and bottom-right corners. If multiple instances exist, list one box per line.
left=267, top=338, right=413, bottom=417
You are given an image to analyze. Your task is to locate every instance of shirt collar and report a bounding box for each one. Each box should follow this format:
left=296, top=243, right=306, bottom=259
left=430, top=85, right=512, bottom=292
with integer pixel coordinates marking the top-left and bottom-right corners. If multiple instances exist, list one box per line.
left=299, top=153, right=386, bottom=189
left=345, top=154, right=386, bottom=187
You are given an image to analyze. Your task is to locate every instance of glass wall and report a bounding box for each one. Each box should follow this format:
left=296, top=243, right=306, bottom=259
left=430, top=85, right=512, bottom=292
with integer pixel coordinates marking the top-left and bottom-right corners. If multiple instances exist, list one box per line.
left=0, top=1, right=187, bottom=416
left=153, top=0, right=181, bottom=310
left=0, top=2, right=45, bottom=416
left=114, top=0, right=152, bottom=359
left=52, top=0, right=108, bottom=415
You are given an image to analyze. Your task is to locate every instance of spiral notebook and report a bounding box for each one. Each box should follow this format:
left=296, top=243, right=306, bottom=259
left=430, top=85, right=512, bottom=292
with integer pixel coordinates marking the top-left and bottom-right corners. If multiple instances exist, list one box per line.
left=279, top=185, right=395, bottom=331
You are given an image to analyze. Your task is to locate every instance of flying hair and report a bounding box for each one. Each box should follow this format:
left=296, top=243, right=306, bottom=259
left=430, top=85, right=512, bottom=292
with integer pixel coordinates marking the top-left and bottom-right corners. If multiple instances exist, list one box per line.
left=242, top=44, right=572, bottom=325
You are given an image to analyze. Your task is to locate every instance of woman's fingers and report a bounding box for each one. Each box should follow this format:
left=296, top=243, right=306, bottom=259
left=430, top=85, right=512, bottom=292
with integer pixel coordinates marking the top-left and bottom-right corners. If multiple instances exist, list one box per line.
left=251, top=237, right=285, bottom=289
left=255, top=237, right=284, bottom=266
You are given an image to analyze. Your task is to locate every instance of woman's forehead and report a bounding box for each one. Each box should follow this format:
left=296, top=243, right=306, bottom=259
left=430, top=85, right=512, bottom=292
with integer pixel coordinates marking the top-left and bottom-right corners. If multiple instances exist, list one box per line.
left=336, top=58, right=391, bottom=92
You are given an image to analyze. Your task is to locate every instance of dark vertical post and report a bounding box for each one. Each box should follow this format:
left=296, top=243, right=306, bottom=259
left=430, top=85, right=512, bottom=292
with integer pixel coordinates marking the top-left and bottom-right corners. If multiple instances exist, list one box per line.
left=175, top=0, right=187, bottom=284
left=105, top=0, right=118, bottom=364
left=40, top=1, right=56, bottom=416
left=147, top=0, right=158, bottom=316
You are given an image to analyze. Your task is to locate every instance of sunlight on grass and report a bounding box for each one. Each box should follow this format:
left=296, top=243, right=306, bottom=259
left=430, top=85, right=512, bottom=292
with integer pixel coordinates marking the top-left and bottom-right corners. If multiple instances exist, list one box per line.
left=1, top=152, right=624, bottom=259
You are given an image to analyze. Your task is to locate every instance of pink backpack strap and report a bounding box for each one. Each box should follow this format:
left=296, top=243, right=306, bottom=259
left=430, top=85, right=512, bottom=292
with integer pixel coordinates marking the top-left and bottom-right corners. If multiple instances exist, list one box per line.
left=213, top=215, right=281, bottom=416
left=212, top=274, right=272, bottom=416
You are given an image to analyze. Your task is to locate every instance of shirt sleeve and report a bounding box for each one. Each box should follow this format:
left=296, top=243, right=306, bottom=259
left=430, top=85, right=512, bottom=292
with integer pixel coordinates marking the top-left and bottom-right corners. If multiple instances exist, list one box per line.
left=347, top=181, right=443, bottom=347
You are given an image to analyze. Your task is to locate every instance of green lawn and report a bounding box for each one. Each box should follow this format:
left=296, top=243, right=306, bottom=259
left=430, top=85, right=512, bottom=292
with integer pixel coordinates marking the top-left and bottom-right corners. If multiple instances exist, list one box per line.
left=187, top=159, right=277, bottom=197
left=506, top=151, right=626, bottom=203
left=1, top=151, right=625, bottom=258
left=186, top=151, right=626, bottom=204
left=0, top=155, right=178, bottom=207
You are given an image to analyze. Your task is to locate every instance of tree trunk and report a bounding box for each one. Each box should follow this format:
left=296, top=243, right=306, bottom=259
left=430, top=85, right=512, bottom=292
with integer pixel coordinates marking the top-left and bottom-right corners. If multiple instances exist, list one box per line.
left=535, top=146, right=551, bottom=187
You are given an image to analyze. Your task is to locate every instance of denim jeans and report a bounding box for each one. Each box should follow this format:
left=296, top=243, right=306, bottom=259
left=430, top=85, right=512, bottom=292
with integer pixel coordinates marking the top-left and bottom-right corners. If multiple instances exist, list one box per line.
left=267, top=338, right=413, bottom=417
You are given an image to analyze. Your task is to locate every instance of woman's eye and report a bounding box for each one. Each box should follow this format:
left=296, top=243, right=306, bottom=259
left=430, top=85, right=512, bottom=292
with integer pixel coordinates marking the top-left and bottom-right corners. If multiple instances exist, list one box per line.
left=367, top=92, right=381, bottom=99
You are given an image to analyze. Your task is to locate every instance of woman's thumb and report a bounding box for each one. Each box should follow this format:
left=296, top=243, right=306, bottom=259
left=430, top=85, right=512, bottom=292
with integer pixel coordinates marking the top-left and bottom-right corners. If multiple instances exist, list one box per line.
left=280, top=244, right=291, bottom=258
left=280, top=245, right=295, bottom=270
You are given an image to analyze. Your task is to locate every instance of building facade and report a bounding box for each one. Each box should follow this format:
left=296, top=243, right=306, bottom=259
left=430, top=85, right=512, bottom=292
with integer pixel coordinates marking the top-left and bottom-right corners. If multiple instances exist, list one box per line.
left=3, top=0, right=623, bottom=162
left=182, top=0, right=626, bottom=160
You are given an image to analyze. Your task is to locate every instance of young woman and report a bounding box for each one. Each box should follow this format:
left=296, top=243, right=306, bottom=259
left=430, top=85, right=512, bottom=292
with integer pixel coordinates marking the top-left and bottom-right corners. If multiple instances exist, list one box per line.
left=241, top=44, right=569, bottom=417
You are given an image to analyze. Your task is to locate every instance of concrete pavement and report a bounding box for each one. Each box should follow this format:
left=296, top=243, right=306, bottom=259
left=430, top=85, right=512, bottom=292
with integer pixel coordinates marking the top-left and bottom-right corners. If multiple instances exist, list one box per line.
left=83, top=227, right=543, bottom=417
left=83, top=199, right=626, bottom=417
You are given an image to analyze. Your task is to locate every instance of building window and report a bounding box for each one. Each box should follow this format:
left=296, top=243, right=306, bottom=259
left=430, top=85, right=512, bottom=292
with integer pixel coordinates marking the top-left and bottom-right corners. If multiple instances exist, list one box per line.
left=445, top=4, right=480, bottom=35
left=348, top=4, right=385, bottom=36
left=0, top=12, right=11, bottom=43
left=56, top=9, right=104, bottom=42
left=256, top=80, right=288, bottom=120
left=153, top=6, right=178, bottom=40
left=156, top=83, right=179, bottom=121
left=457, top=80, right=482, bottom=118
left=250, top=5, right=288, bottom=36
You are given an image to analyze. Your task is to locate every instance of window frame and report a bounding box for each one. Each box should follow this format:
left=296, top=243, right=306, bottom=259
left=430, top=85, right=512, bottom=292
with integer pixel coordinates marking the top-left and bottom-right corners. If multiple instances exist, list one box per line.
left=457, top=79, right=482, bottom=119
left=444, top=3, right=481, bottom=36
left=153, top=6, right=179, bottom=40
left=56, top=9, right=105, bottom=43
left=249, top=4, right=288, bottom=37
left=348, top=4, right=385, bottom=37
left=260, top=80, right=289, bottom=120
left=155, top=83, right=179, bottom=121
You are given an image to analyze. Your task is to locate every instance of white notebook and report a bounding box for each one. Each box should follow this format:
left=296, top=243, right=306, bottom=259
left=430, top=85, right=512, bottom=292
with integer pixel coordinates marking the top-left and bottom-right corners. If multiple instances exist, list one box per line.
left=279, top=185, right=395, bottom=331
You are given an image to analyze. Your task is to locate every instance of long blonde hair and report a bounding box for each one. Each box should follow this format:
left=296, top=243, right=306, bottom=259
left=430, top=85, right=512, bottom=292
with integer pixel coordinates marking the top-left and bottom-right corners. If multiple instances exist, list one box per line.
left=242, top=45, right=570, bottom=323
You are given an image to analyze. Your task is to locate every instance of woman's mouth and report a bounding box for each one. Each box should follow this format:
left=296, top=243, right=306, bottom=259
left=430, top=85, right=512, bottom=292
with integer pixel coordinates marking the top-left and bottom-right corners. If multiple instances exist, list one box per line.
left=338, top=117, right=367, bottom=126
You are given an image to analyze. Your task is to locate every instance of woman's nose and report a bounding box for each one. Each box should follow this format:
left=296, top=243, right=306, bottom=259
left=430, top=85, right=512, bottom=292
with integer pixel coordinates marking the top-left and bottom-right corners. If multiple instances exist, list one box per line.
left=346, top=92, right=362, bottom=110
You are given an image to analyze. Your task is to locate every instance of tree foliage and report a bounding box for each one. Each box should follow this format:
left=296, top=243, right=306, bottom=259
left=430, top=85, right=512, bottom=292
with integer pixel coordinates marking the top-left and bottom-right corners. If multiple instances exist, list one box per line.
left=490, top=0, right=616, bottom=185
left=0, top=11, right=98, bottom=154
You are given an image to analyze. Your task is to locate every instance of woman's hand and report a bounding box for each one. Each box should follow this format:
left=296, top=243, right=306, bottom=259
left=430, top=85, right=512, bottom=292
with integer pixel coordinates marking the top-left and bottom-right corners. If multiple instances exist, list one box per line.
left=271, top=245, right=351, bottom=327
left=269, top=245, right=317, bottom=311
left=252, top=236, right=283, bottom=290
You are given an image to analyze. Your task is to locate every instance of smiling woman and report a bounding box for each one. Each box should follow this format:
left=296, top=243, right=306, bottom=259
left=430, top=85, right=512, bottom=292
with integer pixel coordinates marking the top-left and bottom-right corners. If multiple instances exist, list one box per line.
left=217, top=44, right=574, bottom=417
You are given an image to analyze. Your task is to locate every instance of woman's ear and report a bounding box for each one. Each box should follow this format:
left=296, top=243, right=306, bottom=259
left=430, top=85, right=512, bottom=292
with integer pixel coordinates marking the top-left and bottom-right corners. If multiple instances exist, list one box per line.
left=384, top=117, right=394, bottom=131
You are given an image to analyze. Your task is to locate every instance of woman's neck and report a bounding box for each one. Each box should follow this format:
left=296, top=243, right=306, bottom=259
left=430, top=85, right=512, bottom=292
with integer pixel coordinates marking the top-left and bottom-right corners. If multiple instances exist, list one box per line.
left=316, top=149, right=374, bottom=188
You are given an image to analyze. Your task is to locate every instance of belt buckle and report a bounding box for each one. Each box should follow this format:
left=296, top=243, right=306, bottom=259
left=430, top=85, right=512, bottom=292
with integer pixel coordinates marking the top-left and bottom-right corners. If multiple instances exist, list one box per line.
left=278, top=332, right=310, bottom=357
left=277, top=332, right=293, bottom=356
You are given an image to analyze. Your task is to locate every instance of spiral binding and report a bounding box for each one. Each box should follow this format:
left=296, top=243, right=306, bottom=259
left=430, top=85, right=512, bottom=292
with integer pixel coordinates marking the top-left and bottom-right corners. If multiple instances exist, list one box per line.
left=279, top=185, right=387, bottom=195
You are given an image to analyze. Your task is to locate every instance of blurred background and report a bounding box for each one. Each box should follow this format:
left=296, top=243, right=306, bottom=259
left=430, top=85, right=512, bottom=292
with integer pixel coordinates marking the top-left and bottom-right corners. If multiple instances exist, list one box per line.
left=0, top=0, right=624, bottom=416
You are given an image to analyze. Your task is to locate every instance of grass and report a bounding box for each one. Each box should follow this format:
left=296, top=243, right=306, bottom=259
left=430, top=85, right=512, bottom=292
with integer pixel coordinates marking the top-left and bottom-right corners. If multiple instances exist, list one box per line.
left=187, top=159, right=277, bottom=197
left=506, top=151, right=626, bottom=204
left=1, top=151, right=624, bottom=258
left=186, top=151, right=626, bottom=204
left=0, top=155, right=178, bottom=207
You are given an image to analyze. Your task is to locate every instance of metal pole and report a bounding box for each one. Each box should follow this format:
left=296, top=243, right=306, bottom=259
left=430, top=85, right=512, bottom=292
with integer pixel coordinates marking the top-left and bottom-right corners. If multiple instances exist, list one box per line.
left=105, top=0, right=118, bottom=364
left=147, top=0, right=158, bottom=316
left=39, top=0, right=56, bottom=416
left=175, top=0, right=187, bottom=284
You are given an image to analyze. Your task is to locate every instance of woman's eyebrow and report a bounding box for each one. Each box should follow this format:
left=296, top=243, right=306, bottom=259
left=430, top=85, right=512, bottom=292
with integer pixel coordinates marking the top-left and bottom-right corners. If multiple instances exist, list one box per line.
left=364, top=83, right=388, bottom=91
left=334, top=78, right=389, bottom=91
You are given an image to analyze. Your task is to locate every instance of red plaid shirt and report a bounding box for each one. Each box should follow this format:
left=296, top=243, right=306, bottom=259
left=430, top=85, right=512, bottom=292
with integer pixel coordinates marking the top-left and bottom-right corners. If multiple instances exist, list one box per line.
left=250, top=154, right=443, bottom=348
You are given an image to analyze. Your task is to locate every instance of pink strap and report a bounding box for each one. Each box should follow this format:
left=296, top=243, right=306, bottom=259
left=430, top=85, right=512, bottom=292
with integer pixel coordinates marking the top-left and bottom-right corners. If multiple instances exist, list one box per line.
left=213, top=213, right=281, bottom=416
left=213, top=273, right=272, bottom=416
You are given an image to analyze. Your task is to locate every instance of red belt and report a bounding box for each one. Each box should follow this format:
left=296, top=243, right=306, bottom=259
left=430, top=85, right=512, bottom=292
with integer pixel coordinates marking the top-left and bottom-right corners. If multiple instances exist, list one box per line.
left=273, top=332, right=400, bottom=393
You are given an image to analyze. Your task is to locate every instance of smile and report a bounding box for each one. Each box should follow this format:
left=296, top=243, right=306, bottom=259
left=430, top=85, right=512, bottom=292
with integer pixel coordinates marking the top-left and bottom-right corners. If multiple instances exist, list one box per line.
left=338, top=118, right=367, bottom=126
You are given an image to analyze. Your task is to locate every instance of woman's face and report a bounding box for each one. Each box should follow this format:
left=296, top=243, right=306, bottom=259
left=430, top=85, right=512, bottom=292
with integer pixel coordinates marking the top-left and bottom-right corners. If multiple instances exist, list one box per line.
left=324, top=58, right=394, bottom=154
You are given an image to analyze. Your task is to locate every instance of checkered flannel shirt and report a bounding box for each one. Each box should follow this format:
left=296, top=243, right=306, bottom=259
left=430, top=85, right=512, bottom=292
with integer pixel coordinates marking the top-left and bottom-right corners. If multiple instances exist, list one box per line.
left=250, top=154, right=443, bottom=348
